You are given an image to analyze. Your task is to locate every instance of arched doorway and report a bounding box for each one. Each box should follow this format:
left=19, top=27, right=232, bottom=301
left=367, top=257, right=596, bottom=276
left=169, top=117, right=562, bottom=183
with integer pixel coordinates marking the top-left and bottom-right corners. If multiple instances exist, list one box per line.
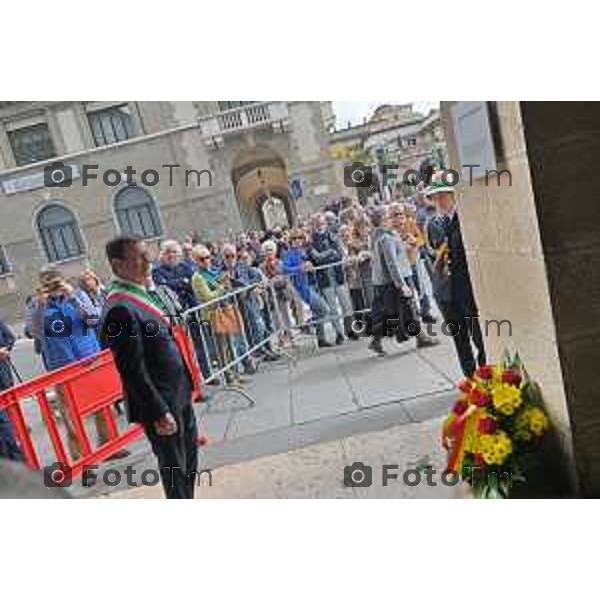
left=257, top=194, right=289, bottom=230
left=231, top=145, right=294, bottom=231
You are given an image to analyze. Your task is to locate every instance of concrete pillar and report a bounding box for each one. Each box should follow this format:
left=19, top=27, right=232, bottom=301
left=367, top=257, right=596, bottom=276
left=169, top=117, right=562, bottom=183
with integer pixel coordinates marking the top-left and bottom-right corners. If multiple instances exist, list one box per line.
left=441, top=101, right=578, bottom=495
left=441, top=101, right=600, bottom=496
left=519, top=102, right=600, bottom=497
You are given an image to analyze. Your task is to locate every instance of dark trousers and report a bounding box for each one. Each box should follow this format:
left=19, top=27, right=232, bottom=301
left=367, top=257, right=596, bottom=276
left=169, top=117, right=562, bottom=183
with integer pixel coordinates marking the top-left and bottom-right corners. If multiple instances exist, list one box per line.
left=370, top=283, right=418, bottom=342
left=0, top=409, right=23, bottom=461
left=438, top=301, right=486, bottom=378
left=187, top=317, right=212, bottom=380
left=144, top=400, right=199, bottom=499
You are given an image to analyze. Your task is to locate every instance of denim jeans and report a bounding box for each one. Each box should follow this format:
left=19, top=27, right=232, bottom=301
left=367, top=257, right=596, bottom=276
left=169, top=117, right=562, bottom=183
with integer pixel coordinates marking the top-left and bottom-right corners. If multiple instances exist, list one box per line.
left=321, top=282, right=353, bottom=336
left=306, top=288, right=331, bottom=342
left=242, top=297, right=268, bottom=348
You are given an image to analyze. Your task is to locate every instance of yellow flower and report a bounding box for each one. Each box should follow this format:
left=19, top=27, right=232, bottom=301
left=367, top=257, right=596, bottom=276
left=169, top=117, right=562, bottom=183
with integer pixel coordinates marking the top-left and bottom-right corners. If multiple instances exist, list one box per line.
left=479, top=431, right=512, bottom=465
left=492, top=383, right=523, bottom=415
left=491, top=365, right=504, bottom=385
left=514, top=407, right=548, bottom=440
left=528, top=407, right=548, bottom=437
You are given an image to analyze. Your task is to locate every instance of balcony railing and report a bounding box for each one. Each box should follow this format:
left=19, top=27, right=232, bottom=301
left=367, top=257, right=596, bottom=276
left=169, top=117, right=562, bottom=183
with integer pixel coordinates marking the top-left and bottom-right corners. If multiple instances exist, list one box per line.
left=199, top=102, right=289, bottom=147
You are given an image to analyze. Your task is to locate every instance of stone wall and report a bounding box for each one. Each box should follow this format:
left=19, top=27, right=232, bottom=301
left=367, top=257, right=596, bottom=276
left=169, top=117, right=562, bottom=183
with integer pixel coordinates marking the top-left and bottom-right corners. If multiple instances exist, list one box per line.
left=519, top=102, right=600, bottom=497
left=441, top=101, right=578, bottom=494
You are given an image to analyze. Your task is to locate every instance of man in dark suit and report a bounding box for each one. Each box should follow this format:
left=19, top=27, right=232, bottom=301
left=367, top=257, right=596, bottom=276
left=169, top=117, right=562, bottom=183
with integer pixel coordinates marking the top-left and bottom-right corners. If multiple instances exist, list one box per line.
left=426, top=184, right=486, bottom=377
left=0, top=318, right=23, bottom=461
left=100, top=235, right=199, bottom=499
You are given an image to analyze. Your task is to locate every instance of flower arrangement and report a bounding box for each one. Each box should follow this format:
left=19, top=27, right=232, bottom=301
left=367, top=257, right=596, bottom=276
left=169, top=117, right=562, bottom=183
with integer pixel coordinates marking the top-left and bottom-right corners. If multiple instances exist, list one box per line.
left=442, top=352, right=550, bottom=498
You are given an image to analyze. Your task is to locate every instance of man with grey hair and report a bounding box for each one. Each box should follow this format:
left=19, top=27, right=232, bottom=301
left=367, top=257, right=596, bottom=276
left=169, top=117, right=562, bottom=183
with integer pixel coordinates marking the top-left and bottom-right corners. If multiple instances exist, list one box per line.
left=307, top=212, right=354, bottom=344
left=368, top=206, right=438, bottom=356
left=152, top=239, right=197, bottom=310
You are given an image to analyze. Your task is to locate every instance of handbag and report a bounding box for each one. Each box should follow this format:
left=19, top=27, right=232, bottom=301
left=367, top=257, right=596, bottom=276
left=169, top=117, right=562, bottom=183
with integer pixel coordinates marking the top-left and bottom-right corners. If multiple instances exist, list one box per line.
left=213, top=303, right=242, bottom=335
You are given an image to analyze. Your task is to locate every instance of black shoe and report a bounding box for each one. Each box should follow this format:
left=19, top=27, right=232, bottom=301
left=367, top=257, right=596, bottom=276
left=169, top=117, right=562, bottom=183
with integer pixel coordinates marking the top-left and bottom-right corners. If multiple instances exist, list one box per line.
left=368, top=338, right=386, bottom=357
left=318, top=340, right=334, bottom=348
left=335, top=334, right=345, bottom=345
left=263, top=352, right=279, bottom=362
left=421, top=313, right=437, bottom=324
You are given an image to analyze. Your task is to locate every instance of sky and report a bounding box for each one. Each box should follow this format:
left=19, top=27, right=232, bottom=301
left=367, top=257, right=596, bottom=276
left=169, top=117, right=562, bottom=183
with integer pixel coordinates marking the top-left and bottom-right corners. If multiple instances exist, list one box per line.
left=331, top=101, right=440, bottom=129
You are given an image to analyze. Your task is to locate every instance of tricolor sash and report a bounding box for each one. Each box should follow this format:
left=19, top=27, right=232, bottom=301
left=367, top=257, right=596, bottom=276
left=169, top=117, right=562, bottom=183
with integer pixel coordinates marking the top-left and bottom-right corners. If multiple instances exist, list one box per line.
left=105, top=280, right=204, bottom=401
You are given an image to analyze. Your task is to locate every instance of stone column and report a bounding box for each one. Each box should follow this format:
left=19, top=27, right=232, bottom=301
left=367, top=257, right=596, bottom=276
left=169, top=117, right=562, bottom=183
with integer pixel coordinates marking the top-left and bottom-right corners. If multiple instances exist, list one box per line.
left=519, top=102, right=600, bottom=497
left=441, top=101, right=579, bottom=496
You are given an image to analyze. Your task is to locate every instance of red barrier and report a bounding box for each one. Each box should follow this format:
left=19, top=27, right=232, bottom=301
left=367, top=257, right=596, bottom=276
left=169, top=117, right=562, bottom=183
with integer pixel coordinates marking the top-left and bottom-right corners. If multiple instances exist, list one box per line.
left=0, top=322, right=205, bottom=481
left=0, top=349, right=143, bottom=480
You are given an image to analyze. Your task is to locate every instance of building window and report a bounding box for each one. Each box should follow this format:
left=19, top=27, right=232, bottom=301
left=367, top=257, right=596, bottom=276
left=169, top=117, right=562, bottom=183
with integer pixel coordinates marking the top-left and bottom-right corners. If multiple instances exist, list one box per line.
left=114, top=186, right=163, bottom=239
left=88, top=104, right=136, bottom=147
left=0, top=245, right=11, bottom=276
left=217, top=101, right=256, bottom=112
left=407, top=137, right=417, bottom=147
left=9, top=123, right=56, bottom=166
left=37, top=204, right=85, bottom=263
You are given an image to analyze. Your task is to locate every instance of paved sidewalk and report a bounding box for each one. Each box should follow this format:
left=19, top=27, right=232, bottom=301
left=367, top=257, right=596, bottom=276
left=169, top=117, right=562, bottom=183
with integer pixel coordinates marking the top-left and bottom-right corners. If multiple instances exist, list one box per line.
left=94, top=334, right=463, bottom=499
left=110, top=416, right=465, bottom=499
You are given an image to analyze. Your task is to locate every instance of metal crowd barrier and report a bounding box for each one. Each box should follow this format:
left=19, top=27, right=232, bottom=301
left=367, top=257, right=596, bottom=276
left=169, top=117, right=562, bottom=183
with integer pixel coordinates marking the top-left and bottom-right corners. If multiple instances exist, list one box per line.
left=182, top=248, right=436, bottom=398
left=182, top=256, right=377, bottom=406
left=0, top=252, right=434, bottom=480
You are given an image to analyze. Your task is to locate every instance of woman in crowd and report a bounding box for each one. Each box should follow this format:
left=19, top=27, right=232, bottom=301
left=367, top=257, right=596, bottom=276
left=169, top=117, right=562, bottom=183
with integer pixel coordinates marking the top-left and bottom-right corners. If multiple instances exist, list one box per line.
left=368, top=206, right=439, bottom=356
left=191, top=245, right=251, bottom=385
left=79, top=268, right=107, bottom=312
left=36, top=269, right=127, bottom=460
left=260, top=239, right=296, bottom=345
left=338, top=224, right=370, bottom=339
left=402, top=203, right=436, bottom=323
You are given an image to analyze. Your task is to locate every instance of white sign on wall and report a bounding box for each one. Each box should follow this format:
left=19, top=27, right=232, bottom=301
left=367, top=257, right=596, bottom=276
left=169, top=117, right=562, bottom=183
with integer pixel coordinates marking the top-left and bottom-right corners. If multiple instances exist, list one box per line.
left=450, top=101, right=497, bottom=180
left=0, top=164, right=80, bottom=195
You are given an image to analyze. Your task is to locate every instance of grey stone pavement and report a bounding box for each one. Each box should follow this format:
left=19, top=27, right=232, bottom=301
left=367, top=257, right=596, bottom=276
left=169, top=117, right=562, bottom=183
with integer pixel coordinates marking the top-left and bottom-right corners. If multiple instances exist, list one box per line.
left=8, top=330, right=464, bottom=499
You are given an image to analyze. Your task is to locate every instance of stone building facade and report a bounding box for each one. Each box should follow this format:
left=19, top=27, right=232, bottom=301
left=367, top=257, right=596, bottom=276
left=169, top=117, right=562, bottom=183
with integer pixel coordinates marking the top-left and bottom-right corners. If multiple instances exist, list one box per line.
left=0, top=101, right=341, bottom=321
left=329, top=104, right=446, bottom=202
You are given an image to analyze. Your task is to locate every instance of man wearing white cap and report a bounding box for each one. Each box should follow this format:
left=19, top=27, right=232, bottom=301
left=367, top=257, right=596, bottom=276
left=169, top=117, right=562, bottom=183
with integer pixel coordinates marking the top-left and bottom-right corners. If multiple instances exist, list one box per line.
left=426, top=181, right=486, bottom=377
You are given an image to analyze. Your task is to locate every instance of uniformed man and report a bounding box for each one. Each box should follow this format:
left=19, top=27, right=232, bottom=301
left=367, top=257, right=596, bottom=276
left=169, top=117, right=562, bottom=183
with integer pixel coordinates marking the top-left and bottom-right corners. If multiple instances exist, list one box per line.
left=426, top=181, right=487, bottom=377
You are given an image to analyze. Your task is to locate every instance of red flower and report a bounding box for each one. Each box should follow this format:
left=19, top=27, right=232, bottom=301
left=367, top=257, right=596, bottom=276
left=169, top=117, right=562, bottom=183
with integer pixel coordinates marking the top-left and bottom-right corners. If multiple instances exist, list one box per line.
left=472, top=389, right=492, bottom=407
left=476, top=365, right=493, bottom=380
left=458, top=379, right=472, bottom=393
left=473, top=453, right=485, bottom=466
left=502, top=369, right=522, bottom=386
left=478, top=417, right=497, bottom=434
left=453, top=399, right=469, bottom=416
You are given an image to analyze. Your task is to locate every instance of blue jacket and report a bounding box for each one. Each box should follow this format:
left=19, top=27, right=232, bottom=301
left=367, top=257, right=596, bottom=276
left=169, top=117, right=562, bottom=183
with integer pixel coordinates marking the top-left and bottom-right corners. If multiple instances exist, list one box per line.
left=41, top=294, right=100, bottom=371
left=282, top=247, right=312, bottom=304
left=152, top=261, right=198, bottom=310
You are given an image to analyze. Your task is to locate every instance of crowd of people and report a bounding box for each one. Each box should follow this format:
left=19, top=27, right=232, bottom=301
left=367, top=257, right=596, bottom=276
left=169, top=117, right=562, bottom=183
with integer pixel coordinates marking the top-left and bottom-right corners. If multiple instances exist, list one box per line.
left=0, top=178, right=487, bottom=496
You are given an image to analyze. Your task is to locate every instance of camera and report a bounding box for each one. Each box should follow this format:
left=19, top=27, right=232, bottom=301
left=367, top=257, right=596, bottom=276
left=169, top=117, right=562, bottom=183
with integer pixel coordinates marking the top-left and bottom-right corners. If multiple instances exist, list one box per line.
left=343, top=462, right=373, bottom=487
left=44, top=311, right=73, bottom=338
left=44, top=161, right=72, bottom=188
left=344, top=162, right=373, bottom=188
left=44, top=461, right=72, bottom=488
